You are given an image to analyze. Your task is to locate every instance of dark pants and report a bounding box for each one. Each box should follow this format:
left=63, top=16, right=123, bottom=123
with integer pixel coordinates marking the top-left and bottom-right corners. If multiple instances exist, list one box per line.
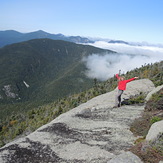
left=115, top=90, right=124, bottom=107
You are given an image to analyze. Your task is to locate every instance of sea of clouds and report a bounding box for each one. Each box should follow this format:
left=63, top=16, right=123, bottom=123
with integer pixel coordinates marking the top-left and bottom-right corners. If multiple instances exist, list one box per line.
left=82, top=41, right=163, bottom=81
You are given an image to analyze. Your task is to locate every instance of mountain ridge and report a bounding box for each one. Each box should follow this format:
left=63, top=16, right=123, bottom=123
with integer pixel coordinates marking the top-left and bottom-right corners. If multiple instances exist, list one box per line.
left=2, top=30, right=163, bottom=49
left=0, top=30, right=93, bottom=47
left=0, top=38, right=115, bottom=105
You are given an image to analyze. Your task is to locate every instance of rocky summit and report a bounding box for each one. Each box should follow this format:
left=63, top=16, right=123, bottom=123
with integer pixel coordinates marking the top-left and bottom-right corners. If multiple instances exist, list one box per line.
left=0, top=79, right=156, bottom=163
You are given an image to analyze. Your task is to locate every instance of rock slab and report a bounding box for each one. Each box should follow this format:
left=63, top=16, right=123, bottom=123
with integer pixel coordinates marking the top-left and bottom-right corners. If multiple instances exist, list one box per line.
left=0, top=79, right=155, bottom=163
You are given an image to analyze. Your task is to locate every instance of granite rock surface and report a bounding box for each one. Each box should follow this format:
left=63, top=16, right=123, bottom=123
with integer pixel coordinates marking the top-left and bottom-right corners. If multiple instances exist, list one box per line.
left=0, top=79, right=155, bottom=163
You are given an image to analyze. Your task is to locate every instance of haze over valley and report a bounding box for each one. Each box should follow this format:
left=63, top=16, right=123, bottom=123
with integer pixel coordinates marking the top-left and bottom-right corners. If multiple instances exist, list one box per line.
left=83, top=41, right=163, bottom=80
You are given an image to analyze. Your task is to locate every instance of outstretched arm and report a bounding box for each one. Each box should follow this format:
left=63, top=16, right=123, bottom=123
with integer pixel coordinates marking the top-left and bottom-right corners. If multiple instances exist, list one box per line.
left=115, top=74, right=120, bottom=80
left=126, top=76, right=139, bottom=83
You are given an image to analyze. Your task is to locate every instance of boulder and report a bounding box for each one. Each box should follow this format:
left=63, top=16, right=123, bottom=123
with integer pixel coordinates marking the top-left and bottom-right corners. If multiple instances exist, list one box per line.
left=123, top=79, right=155, bottom=99
left=146, top=120, right=163, bottom=142
left=145, top=85, right=163, bottom=102
left=107, top=151, right=143, bottom=163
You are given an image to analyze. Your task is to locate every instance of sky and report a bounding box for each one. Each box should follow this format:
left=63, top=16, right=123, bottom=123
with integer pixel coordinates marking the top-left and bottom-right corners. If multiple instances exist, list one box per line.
left=1, top=0, right=163, bottom=44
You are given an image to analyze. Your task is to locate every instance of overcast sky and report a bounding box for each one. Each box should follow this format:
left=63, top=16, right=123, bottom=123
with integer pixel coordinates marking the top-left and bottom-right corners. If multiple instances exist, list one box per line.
left=1, top=0, right=163, bottom=44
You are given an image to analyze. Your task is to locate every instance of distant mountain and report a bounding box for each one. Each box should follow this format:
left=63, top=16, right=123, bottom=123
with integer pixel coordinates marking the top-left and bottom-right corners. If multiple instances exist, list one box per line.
left=0, top=38, right=115, bottom=104
left=0, top=30, right=93, bottom=47
left=88, top=37, right=163, bottom=48
left=1, top=30, right=163, bottom=48
left=108, top=40, right=129, bottom=45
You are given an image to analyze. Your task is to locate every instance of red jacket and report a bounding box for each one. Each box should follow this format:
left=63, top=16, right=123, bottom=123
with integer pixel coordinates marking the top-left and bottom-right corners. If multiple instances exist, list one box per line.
left=116, top=74, right=135, bottom=90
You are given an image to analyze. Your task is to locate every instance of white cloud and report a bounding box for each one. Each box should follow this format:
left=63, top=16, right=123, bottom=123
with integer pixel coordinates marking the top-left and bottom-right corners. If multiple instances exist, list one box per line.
left=82, top=41, right=163, bottom=81
left=89, top=41, right=163, bottom=58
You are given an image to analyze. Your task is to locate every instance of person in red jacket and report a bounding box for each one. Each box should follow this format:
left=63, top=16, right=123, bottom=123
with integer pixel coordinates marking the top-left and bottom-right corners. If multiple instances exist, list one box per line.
left=114, top=74, right=138, bottom=107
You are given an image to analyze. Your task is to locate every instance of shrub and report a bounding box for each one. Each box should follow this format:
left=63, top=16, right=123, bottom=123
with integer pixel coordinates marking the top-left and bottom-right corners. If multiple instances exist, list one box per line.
left=145, top=88, right=163, bottom=111
left=150, top=116, right=162, bottom=124
left=122, top=94, right=146, bottom=105
left=9, top=120, right=18, bottom=126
